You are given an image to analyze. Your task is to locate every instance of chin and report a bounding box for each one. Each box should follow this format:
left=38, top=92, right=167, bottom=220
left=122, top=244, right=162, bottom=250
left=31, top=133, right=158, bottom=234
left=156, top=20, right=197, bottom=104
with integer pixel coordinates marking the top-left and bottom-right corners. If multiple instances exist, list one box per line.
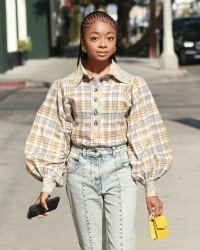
left=95, top=56, right=111, bottom=62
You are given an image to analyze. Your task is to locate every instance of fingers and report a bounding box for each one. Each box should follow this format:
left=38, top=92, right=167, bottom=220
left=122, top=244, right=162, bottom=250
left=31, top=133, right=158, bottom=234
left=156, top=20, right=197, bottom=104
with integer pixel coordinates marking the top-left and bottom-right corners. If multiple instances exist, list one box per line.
left=40, top=192, right=49, bottom=209
left=146, top=196, right=163, bottom=216
left=37, top=212, right=49, bottom=218
left=34, top=192, right=50, bottom=218
left=154, top=203, right=163, bottom=216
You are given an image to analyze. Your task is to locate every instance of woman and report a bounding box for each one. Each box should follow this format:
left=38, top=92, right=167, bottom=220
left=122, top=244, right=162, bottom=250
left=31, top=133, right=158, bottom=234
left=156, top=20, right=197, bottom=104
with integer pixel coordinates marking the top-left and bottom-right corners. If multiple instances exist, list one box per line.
left=25, top=11, right=172, bottom=249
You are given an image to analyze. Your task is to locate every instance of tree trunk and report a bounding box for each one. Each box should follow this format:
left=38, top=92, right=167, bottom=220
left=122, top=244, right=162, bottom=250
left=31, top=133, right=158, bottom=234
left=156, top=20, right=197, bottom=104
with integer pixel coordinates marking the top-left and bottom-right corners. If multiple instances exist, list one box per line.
left=117, top=1, right=132, bottom=54
left=149, top=0, right=157, bottom=58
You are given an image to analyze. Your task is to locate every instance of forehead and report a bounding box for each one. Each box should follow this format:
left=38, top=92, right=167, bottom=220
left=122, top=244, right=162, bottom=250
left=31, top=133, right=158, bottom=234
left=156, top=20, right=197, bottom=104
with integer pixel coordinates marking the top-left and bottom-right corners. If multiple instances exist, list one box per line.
left=83, top=18, right=116, bottom=33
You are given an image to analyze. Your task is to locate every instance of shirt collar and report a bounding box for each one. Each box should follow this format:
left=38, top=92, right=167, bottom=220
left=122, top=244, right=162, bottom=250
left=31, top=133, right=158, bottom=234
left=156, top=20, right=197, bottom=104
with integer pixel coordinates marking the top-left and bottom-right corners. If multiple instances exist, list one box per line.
left=74, top=60, right=131, bottom=87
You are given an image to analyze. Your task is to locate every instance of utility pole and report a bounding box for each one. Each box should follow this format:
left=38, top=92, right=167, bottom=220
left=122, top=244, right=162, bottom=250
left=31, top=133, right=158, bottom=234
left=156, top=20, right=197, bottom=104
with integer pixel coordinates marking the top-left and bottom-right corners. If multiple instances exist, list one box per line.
left=160, top=0, right=178, bottom=69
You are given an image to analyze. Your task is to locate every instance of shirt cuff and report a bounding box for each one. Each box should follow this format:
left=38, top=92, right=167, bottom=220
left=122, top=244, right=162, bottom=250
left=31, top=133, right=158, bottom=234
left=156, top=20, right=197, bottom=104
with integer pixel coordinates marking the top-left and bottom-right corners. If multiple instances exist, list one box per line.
left=41, top=177, right=56, bottom=196
left=145, top=181, right=157, bottom=197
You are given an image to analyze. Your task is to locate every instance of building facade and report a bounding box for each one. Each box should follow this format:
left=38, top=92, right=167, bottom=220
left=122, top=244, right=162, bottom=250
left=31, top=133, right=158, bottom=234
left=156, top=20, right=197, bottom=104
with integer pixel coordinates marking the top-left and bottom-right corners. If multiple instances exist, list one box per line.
left=0, top=0, right=63, bottom=73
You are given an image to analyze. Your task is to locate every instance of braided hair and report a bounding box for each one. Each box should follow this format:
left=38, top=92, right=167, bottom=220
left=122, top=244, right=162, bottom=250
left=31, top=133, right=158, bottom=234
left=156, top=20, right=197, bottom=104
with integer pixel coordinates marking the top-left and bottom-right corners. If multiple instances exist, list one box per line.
left=77, top=11, right=118, bottom=66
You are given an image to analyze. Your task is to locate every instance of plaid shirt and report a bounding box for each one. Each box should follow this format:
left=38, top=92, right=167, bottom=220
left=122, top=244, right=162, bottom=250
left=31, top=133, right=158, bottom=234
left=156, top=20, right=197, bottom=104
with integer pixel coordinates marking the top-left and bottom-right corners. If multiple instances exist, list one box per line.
left=25, top=61, right=172, bottom=197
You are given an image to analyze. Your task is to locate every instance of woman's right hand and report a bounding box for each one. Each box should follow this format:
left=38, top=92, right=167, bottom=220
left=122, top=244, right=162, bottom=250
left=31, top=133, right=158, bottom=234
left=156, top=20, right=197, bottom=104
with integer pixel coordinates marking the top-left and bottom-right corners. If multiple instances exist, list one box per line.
left=35, top=192, right=50, bottom=218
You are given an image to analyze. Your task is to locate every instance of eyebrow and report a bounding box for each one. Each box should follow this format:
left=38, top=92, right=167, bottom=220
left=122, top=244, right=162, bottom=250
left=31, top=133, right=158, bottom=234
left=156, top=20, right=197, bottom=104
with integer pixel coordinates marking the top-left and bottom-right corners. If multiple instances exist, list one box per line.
left=89, top=31, right=115, bottom=35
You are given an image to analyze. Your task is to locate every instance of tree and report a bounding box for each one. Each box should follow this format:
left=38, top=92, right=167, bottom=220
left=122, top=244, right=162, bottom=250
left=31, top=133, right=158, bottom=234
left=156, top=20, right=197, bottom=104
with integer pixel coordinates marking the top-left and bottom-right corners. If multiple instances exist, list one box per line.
left=117, top=0, right=163, bottom=58
left=117, top=1, right=133, bottom=50
left=149, top=0, right=156, bottom=58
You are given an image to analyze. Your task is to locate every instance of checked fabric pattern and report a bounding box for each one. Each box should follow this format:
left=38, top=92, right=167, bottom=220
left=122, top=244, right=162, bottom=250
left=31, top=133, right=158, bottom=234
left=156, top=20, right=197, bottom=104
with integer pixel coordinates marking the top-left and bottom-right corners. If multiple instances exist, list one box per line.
left=25, top=60, right=172, bottom=197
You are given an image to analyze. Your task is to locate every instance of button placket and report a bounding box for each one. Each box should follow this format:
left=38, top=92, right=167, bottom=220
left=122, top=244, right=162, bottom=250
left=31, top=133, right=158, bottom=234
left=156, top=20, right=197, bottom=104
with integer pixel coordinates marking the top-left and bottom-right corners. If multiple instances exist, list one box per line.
left=90, top=81, right=100, bottom=136
left=94, top=120, right=98, bottom=126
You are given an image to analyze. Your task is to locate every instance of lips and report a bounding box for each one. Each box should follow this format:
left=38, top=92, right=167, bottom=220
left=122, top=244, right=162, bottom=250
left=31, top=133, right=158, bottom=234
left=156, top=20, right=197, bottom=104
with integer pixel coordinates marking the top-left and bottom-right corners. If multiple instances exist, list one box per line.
left=96, top=51, right=108, bottom=56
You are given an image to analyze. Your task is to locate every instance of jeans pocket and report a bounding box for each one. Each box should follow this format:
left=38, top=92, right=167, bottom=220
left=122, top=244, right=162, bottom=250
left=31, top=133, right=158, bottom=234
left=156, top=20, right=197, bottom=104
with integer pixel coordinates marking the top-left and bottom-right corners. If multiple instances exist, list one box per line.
left=67, top=151, right=81, bottom=174
left=116, top=150, right=130, bottom=169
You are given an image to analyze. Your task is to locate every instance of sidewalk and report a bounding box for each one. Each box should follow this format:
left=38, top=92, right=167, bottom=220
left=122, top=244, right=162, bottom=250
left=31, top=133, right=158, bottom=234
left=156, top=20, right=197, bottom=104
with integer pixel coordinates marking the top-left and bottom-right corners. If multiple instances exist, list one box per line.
left=0, top=81, right=200, bottom=250
left=0, top=57, right=200, bottom=250
left=0, top=56, right=188, bottom=88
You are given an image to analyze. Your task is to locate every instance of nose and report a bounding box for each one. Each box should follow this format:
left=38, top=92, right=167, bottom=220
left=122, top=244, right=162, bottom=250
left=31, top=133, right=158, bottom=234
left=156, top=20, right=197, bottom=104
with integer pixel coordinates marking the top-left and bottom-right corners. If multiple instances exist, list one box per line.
left=98, top=38, right=107, bottom=48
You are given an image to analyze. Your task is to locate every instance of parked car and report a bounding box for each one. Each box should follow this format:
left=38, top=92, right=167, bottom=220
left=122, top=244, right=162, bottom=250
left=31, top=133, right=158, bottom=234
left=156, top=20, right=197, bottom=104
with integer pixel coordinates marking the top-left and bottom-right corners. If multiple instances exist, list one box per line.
left=175, top=21, right=200, bottom=65
left=172, top=16, right=200, bottom=39
left=159, top=16, right=200, bottom=58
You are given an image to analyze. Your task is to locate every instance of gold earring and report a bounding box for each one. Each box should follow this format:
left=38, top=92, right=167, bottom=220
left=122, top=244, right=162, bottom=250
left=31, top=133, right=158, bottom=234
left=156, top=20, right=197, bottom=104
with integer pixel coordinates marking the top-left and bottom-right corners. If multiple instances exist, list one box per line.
left=82, top=46, right=86, bottom=53
left=114, top=47, right=116, bottom=53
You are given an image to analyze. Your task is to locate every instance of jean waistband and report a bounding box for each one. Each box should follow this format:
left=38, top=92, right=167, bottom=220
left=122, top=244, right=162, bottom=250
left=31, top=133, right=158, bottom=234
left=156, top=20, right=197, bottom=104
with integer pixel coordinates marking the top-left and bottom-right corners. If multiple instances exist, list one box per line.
left=71, top=143, right=127, bottom=157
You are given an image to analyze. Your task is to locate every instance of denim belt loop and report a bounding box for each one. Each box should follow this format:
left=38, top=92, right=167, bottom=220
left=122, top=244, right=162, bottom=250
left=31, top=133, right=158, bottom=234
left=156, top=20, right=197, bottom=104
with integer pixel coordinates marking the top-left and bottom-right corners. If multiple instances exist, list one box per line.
left=83, top=146, right=87, bottom=157
left=112, top=146, right=116, bottom=157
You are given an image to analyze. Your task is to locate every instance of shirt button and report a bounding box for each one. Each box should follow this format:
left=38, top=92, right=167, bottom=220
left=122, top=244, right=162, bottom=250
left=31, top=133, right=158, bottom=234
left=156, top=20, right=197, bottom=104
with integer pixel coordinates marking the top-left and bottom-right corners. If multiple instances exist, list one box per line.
left=94, top=88, right=98, bottom=92
left=94, top=97, right=98, bottom=102
left=94, top=109, right=98, bottom=115
left=94, top=120, right=98, bottom=126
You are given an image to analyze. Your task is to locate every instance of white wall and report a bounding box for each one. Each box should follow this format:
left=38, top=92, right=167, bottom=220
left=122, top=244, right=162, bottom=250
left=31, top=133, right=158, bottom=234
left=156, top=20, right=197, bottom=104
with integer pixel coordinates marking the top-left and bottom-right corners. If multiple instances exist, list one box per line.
left=17, top=0, right=27, bottom=40
left=5, top=0, right=17, bottom=53
left=50, top=0, right=62, bottom=47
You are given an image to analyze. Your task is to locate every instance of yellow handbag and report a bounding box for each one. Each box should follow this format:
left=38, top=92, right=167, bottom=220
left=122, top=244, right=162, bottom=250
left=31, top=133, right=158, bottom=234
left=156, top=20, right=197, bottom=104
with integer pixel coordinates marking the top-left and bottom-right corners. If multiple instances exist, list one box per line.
left=149, top=212, right=169, bottom=240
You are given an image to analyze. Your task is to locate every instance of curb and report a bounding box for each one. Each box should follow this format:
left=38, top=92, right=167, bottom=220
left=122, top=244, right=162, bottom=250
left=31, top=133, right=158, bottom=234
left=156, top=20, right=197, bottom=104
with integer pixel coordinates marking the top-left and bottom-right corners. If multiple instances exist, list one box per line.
left=25, top=81, right=50, bottom=88
left=0, top=80, right=50, bottom=89
left=0, top=81, right=25, bottom=88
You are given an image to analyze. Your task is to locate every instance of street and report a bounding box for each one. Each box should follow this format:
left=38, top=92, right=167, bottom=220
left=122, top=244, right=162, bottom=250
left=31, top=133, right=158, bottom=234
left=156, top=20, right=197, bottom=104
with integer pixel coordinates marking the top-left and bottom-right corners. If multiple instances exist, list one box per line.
left=0, top=63, right=200, bottom=250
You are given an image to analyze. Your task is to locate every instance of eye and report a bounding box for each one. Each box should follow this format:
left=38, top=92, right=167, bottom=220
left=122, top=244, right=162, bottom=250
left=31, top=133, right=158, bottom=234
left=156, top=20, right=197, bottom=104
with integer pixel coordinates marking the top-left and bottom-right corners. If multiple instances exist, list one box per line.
left=90, top=37, right=98, bottom=41
left=108, top=36, right=115, bottom=41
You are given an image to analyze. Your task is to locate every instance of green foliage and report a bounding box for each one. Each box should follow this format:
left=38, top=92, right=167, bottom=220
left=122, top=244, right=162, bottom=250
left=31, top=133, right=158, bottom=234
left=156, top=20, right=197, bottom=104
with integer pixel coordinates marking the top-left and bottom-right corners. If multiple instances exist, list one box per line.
left=56, top=34, right=69, bottom=46
left=68, top=5, right=81, bottom=43
left=17, top=37, right=32, bottom=53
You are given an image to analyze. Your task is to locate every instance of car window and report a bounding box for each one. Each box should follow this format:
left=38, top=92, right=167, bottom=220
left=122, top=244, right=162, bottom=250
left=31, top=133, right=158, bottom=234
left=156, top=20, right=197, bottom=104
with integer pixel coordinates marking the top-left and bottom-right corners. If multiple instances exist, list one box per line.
left=173, top=17, right=200, bottom=31
left=182, top=23, right=200, bottom=39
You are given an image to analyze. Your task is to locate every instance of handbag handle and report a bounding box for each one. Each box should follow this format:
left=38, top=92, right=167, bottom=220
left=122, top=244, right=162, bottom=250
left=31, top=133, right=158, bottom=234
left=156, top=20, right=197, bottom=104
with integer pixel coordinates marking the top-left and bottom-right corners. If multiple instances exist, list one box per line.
left=150, top=211, right=156, bottom=220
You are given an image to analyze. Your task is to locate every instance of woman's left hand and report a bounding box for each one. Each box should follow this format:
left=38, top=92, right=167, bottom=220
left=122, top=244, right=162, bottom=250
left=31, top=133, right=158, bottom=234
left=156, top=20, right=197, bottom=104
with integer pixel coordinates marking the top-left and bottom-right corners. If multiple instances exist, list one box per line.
left=146, top=196, right=163, bottom=216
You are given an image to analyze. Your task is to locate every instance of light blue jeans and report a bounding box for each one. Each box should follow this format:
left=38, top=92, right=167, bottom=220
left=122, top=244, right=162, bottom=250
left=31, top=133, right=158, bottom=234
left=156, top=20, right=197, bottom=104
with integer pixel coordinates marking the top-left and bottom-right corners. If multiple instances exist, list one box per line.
left=66, top=144, right=137, bottom=250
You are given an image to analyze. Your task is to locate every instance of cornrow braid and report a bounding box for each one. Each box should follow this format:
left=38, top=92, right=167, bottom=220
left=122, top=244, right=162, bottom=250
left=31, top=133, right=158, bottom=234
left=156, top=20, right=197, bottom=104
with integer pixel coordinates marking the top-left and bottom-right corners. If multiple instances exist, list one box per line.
left=77, top=11, right=117, bottom=66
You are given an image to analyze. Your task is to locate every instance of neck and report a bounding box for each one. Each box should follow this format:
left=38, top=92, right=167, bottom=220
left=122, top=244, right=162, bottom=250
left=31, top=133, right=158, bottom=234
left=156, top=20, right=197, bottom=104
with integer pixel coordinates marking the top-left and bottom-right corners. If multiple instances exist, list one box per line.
left=83, top=58, right=111, bottom=79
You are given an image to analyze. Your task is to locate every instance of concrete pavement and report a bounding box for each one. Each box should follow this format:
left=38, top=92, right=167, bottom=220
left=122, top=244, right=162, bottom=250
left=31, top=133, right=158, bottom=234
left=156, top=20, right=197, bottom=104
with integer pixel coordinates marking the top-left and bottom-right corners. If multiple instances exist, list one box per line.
left=0, top=56, right=189, bottom=88
left=0, top=56, right=200, bottom=250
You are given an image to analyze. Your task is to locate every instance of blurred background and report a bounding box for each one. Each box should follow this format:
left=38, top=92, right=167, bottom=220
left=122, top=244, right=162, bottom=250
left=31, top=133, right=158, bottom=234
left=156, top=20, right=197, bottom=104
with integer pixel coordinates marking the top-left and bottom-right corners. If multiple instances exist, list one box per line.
left=0, top=1, right=200, bottom=250
left=1, top=0, right=200, bottom=72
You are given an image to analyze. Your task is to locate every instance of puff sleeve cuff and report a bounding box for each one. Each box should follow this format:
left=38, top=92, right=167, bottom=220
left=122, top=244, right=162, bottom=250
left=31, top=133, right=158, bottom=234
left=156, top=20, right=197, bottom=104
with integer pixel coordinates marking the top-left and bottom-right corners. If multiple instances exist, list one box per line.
left=145, top=181, right=157, bottom=197
left=41, top=177, right=56, bottom=196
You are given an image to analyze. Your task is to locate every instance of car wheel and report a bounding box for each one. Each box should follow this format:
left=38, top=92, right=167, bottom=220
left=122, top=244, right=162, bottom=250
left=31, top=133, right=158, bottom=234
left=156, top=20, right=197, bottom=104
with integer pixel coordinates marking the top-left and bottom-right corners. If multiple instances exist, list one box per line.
left=179, top=50, right=188, bottom=65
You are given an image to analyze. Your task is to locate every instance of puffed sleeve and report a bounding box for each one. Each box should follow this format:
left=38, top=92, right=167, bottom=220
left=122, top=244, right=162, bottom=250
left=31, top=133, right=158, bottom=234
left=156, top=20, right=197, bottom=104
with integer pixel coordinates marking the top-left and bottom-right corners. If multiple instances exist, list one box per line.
left=25, top=80, right=73, bottom=195
left=126, top=76, right=172, bottom=197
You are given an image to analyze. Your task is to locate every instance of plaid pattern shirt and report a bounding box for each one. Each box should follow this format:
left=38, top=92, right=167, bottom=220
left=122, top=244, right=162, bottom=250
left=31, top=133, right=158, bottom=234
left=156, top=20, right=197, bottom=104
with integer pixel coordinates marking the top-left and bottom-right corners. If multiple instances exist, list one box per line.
left=25, top=60, right=172, bottom=197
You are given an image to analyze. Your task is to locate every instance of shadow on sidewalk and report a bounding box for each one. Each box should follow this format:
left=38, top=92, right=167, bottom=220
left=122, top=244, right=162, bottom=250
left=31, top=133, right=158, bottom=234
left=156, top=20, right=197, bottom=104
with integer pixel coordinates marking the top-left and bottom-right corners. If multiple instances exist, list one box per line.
left=172, top=118, right=200, bottom=130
